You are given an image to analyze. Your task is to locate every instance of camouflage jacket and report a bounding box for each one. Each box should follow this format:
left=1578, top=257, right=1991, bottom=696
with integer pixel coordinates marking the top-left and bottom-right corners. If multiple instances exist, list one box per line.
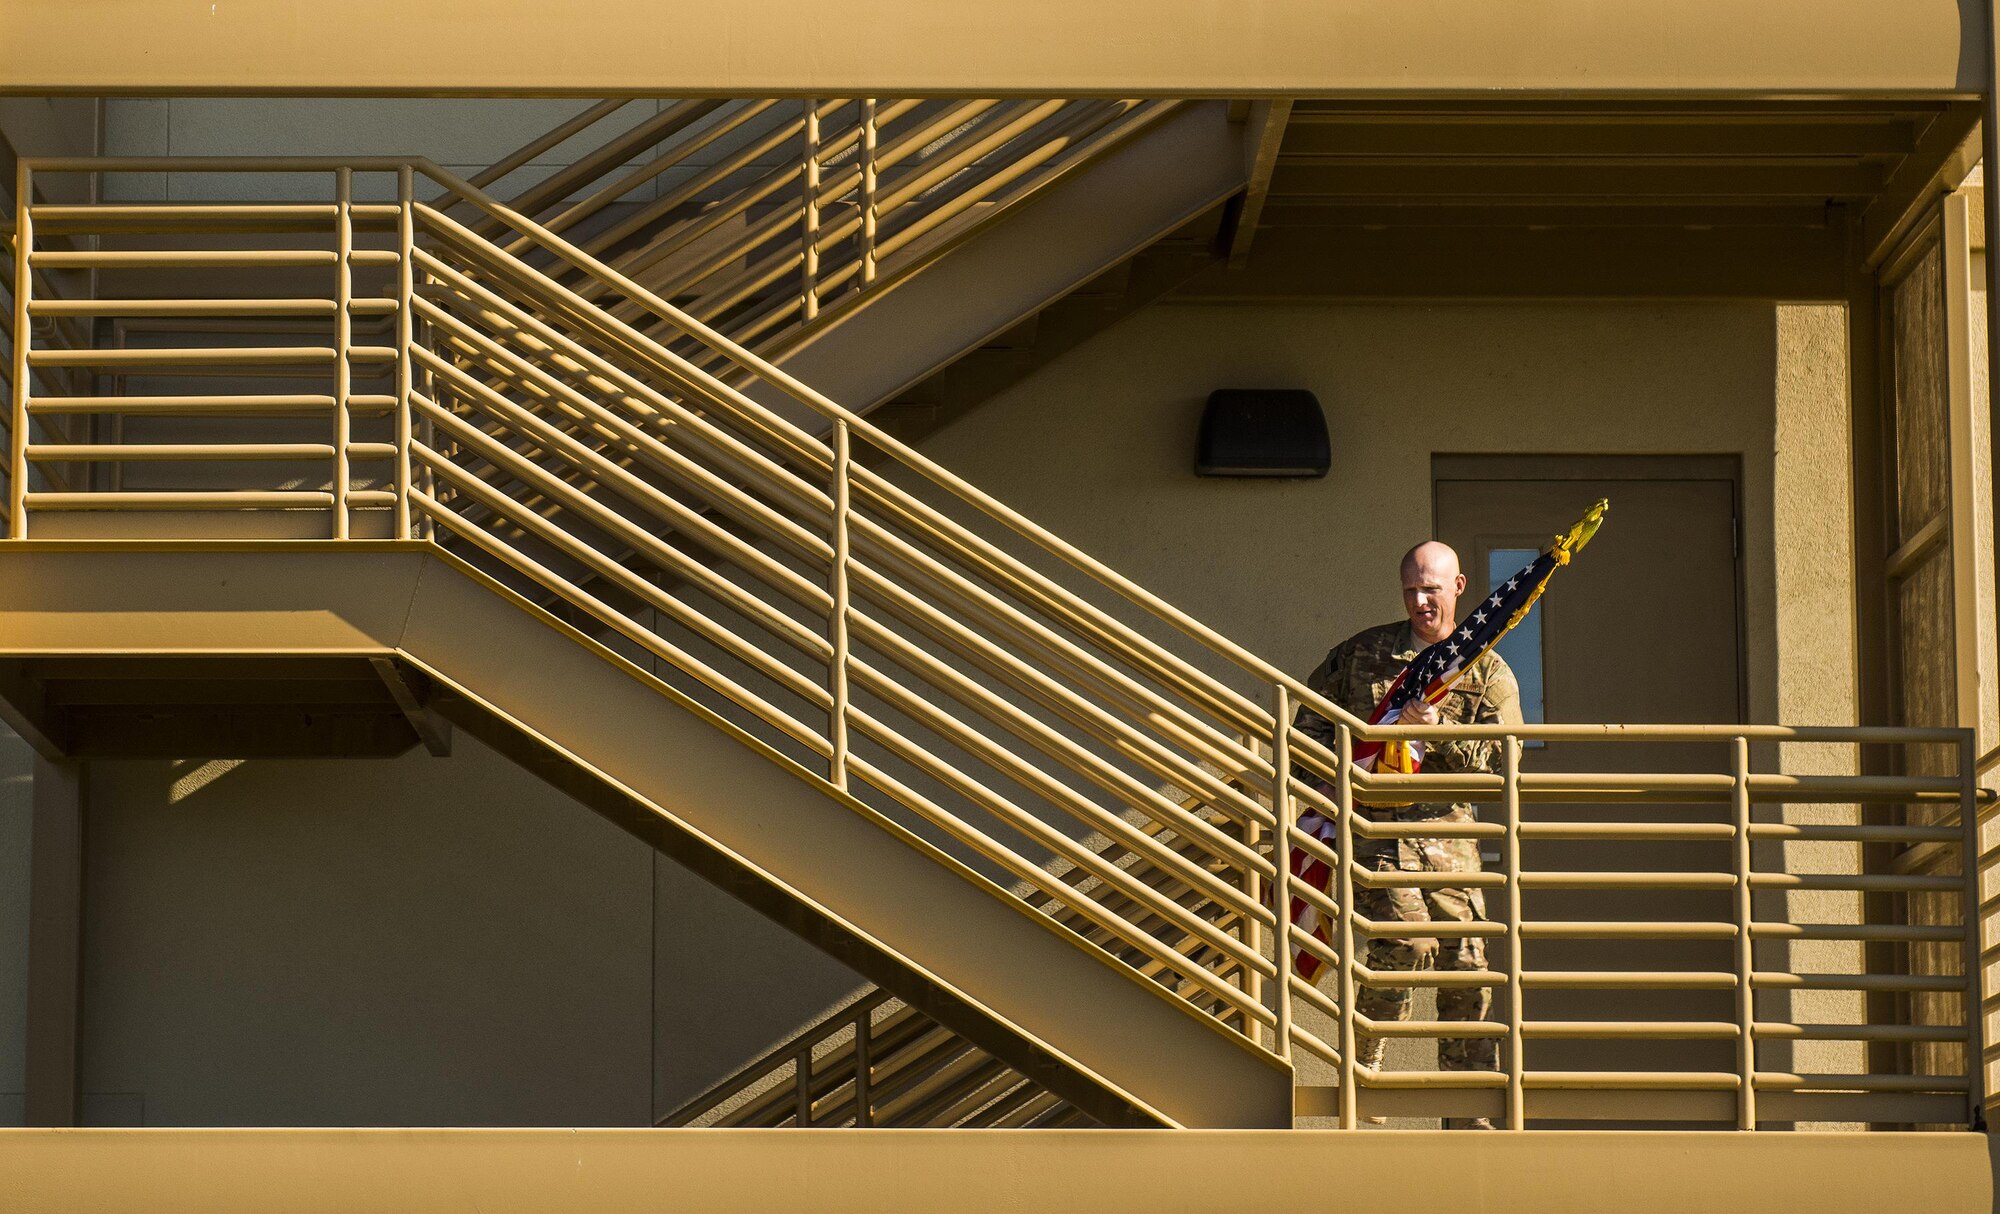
left=1295, top=621, right=1522, bottom=871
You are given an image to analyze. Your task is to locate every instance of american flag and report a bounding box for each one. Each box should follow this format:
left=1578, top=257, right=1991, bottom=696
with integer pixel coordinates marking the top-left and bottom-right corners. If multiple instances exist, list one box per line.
left=1287, top=499, right=1606, bottom=984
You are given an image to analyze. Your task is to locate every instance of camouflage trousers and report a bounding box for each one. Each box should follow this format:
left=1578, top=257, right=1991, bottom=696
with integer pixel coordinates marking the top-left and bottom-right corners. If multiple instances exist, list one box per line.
left=1354, top=854, right=1497, bottom=1073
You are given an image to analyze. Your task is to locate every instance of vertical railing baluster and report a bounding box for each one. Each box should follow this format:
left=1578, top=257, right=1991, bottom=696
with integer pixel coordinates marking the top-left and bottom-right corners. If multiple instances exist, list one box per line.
left=1732, top=735, right=1757, bottom=1130
left=1245, top=781, right=1266, bottom=1047
left=1271, top=686, right=1294, bottom=1060
left=1957, top=731, right=1986, bottom=1124
left=416, top=260, right=438, bottom=542
left=1335, top=723, right=1358, bottom=1129
left=332, top=166, right=354, bottom=540
left=860, top=99, right=879, bottom=286
left=827, top=419, right=852, bottom=789
left=8, top=161, right=32, bottom=539
left=1502, top=734, right=1527, bottom=1130
left=794, top=1045, right=813, bottom=1127
left=394, top=165, right=415, bottom=539
left=801, top=99, right=821, bottom=322
left=852, top=1004, right=872, bottom=1128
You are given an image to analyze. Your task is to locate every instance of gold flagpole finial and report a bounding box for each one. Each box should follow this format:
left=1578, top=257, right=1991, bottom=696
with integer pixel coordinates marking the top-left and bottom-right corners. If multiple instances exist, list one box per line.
left=1549, top=498, right=1609, bottom=564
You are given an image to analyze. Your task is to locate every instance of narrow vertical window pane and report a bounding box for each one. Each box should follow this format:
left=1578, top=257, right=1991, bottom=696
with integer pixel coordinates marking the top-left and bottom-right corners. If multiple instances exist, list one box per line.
left=1487, top=548, right=1546, bottom=727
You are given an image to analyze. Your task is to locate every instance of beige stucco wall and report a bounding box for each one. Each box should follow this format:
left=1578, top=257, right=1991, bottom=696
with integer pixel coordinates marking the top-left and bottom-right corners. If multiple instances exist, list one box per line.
left=914, top=301, right=1789, bottom=716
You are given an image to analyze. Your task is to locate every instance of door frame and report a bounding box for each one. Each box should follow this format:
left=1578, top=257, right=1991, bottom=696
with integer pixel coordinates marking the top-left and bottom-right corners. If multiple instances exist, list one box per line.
left=1430, top=453, right=1750, bottom=726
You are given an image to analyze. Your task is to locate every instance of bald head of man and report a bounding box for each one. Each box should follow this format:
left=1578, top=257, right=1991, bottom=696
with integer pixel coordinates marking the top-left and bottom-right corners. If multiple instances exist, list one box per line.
left=1401, top=540, right=1466, bottom=646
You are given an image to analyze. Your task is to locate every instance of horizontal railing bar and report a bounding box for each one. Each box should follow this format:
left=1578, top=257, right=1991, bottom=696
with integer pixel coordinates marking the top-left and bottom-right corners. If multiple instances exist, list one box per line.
left=1522, top=971, right=1736, bottom=990
left=1748, top=872, right=1963, bottom=892
left=27, top=443, right=337, bottom=461
left=1518, top=872, right=1739, bottom=890
left=30, top=298, right=389, bottom=317
left=1355, top=966, right=1504, bottom=989
left=1754, top=1022, right=1967, bottom=1042
left=28, top=156, right=424, bottom=171
left=31, top=249, right=345, bottom=268
left=1522, top=1071, right=1742, bottom=1091
left=1751, top=972, right=1965, bottom=992
left=1752, top=1071, right=1970, bottom=1093
left=1750, top=922, right=1963, bottom=942
left=1351, top=867, right=1507, bottom=890
left=30, top=346, right=339, bottom=366
left=1357, top=1016, right=1510, bottom=1039
left=26, top=395, right=395, bottom=415
left=1515, top=822, right=1733, bottom=840
left=1747, top=822, right=1963, bottom=843
left=27, top=490, right=336, bottom=510
left=1519, top=921, right=1736, bottom=939
left=1522, top=1020, right=1739, bottom=1039
left=1351, top=917, right=1505, bottom=938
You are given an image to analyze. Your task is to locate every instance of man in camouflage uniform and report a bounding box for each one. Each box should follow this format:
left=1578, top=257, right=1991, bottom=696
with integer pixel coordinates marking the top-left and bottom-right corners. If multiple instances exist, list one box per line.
left=1296, top=540, right=1520, bottom=1129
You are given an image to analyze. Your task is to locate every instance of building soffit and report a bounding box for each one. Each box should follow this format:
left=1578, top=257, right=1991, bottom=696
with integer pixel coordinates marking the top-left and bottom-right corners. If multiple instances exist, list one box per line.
left=0, top=0, right=1985, bottom=96
left=1181, top=97, right=1986, bottom=300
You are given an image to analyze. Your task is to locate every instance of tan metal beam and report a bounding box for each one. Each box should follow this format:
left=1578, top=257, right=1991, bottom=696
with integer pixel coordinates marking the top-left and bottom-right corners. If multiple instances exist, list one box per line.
left=1224, top=100, right=1290, bottom=269
left=0, top=1128, right=1988, bottom=1213
left=1859, top=102, right=1983, bottom=265
left=0, top=0, right=1985, bottom=96
left=1180, top=221, right=1850, bottom=301
left=369, top=656, right=453, bottom=757
left=22, top=756, right=83, bottom=1127
left=1269, top=160, right=1891, bottom=200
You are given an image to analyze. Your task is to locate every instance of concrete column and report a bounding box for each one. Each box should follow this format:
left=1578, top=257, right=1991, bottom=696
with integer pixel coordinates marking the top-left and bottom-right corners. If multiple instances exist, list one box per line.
left=22, top=756, right=83, bottom=1127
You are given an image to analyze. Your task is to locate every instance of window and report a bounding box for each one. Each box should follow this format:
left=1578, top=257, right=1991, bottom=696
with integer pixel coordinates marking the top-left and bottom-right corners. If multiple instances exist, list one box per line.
left=1486, top=548, right=1546, bottom=729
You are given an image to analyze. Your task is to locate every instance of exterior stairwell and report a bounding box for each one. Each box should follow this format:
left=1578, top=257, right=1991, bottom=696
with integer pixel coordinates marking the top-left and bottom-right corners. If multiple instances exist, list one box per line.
left=4, top=148, right=1989, bottom=1138
left=2, top=156, right=1302, bottom=1129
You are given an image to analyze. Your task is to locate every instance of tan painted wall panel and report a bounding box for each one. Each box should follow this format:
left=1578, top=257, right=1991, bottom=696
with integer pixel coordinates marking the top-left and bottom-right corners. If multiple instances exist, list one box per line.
left=0, top=0, right=1980, bottom=95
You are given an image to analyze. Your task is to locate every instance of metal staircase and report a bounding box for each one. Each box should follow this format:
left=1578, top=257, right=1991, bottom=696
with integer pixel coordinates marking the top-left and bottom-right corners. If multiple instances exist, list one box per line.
left=0, top=150, right=1988, bottom=1132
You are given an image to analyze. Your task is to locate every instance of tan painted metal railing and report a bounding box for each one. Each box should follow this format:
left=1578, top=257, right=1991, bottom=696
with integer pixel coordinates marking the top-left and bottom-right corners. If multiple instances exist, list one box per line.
left=660, top=989, right=1089, bottom=1129
left=6, top=155, right=1986, bottom=1130
left=458, top=97, right=1175, bottom=374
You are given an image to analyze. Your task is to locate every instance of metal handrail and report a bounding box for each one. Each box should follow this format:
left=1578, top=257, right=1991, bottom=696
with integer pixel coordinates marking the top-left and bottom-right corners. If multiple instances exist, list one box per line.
left=5, top=155, right=1987, bottom=1130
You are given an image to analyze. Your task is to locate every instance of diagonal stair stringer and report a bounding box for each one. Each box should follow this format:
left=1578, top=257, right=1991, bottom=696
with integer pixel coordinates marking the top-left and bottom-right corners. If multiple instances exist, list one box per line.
left=0, top=542, right=1293, bottom=1129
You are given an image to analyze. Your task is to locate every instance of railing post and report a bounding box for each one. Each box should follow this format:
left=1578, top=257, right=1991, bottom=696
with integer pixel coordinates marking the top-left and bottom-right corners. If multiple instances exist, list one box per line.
left=1335, top=723, right=1358, bottom=1129
left=1502, top=733, right=1526, bottom=1130
left=1731, top=734, right=1757, bottom=1130
left=801, top=99, right=821, bottom=322
left=852, top=1003, right=872, bottom=1128
left=9, top=160, right=34, bottom=538
left=1244, top=773, right=1265, bottom=1047
left=860, top=99, right=879, bottom=285
left=394, top=165, right=415, bottom=539
left=827, top=419, right=852, bottom=790
left=332, top=166, right=354, bottom=540
left=794, top=1045, right=813, bottom=1127
left=1958, top=730, right=1987, bottom=1124
left=1271, top=685, right=1294, bottom=1061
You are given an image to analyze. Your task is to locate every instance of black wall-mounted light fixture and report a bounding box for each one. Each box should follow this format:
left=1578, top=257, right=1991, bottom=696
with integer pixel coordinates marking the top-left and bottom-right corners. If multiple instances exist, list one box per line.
left=1195, top=389, right=1330, bottom=478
